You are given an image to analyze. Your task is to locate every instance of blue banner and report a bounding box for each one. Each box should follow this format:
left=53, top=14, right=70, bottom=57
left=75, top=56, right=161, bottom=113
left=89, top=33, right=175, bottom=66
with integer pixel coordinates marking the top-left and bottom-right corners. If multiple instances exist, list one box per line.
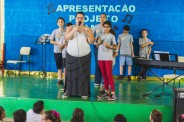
left=5, top=0, right=184, bottom=76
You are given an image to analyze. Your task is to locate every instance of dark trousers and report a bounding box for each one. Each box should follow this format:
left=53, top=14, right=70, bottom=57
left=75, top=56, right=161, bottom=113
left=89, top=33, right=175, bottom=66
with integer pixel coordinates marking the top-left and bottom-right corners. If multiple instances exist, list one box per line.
left=139, top=67, right=147, bottom=79
left=94, top=46, right=102, bottom=85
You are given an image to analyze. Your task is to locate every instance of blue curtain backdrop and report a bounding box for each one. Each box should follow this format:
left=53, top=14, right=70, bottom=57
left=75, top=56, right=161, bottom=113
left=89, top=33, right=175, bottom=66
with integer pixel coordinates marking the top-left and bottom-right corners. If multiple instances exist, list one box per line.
left=4, top=0, right=184, bottom=76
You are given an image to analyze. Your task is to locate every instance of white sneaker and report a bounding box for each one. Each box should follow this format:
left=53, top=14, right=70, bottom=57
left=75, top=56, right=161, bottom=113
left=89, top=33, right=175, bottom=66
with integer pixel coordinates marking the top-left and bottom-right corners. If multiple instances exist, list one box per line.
left=60, top=88, right=64, bottom=92
left=81, top=96, right=88, bottom=99
left=62, top=92, right=68, bottom=99
left=94, top=83, right=99, bottom=87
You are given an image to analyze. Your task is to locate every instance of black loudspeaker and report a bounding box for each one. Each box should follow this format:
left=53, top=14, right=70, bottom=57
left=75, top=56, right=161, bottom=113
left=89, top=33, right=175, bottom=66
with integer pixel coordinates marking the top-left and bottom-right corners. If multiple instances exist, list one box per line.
left=174, top=88, right=184, bottom=122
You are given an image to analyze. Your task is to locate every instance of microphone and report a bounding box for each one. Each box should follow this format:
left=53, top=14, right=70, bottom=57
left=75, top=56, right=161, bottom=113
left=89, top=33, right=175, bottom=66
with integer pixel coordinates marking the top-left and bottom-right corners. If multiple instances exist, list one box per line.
left=78, top=21, right=82, bottom=26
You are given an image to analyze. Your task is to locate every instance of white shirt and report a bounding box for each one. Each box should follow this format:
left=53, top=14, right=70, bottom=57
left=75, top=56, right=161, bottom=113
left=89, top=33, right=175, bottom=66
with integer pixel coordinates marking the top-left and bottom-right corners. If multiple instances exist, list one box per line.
left=67, top=31, right=90, bottom=57
left=26, top=109, right=42, bottom=122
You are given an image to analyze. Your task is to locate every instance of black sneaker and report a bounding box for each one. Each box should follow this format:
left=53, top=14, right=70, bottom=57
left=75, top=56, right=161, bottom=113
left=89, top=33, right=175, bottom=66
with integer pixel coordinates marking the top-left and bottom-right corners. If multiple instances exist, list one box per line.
left=128, top=75, right=131, bottom=81
left=57, top=79, right=63, bottom=85
left=142, top=76, right=146, bottom=80
left=138, top=75, right=142, bottom=80
left=97, top=92, right=109, bottom=99
left=116, top=75, right=125, bottom=80
left=142, top=77, right=146, bottom=81
left=98, top=90, right=105, bottom=97
left=108, top=94, right=117, bottom=101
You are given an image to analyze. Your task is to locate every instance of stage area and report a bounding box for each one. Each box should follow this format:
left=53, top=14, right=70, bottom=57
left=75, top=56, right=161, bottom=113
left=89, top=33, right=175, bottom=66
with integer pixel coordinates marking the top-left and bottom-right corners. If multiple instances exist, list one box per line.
left=0, top=75, right=181, bottom=122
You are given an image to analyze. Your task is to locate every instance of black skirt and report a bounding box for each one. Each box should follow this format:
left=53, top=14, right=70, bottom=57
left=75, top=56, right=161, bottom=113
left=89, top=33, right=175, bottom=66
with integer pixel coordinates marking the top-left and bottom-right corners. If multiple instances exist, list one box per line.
left=65, top=53, right=91, bottom=97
